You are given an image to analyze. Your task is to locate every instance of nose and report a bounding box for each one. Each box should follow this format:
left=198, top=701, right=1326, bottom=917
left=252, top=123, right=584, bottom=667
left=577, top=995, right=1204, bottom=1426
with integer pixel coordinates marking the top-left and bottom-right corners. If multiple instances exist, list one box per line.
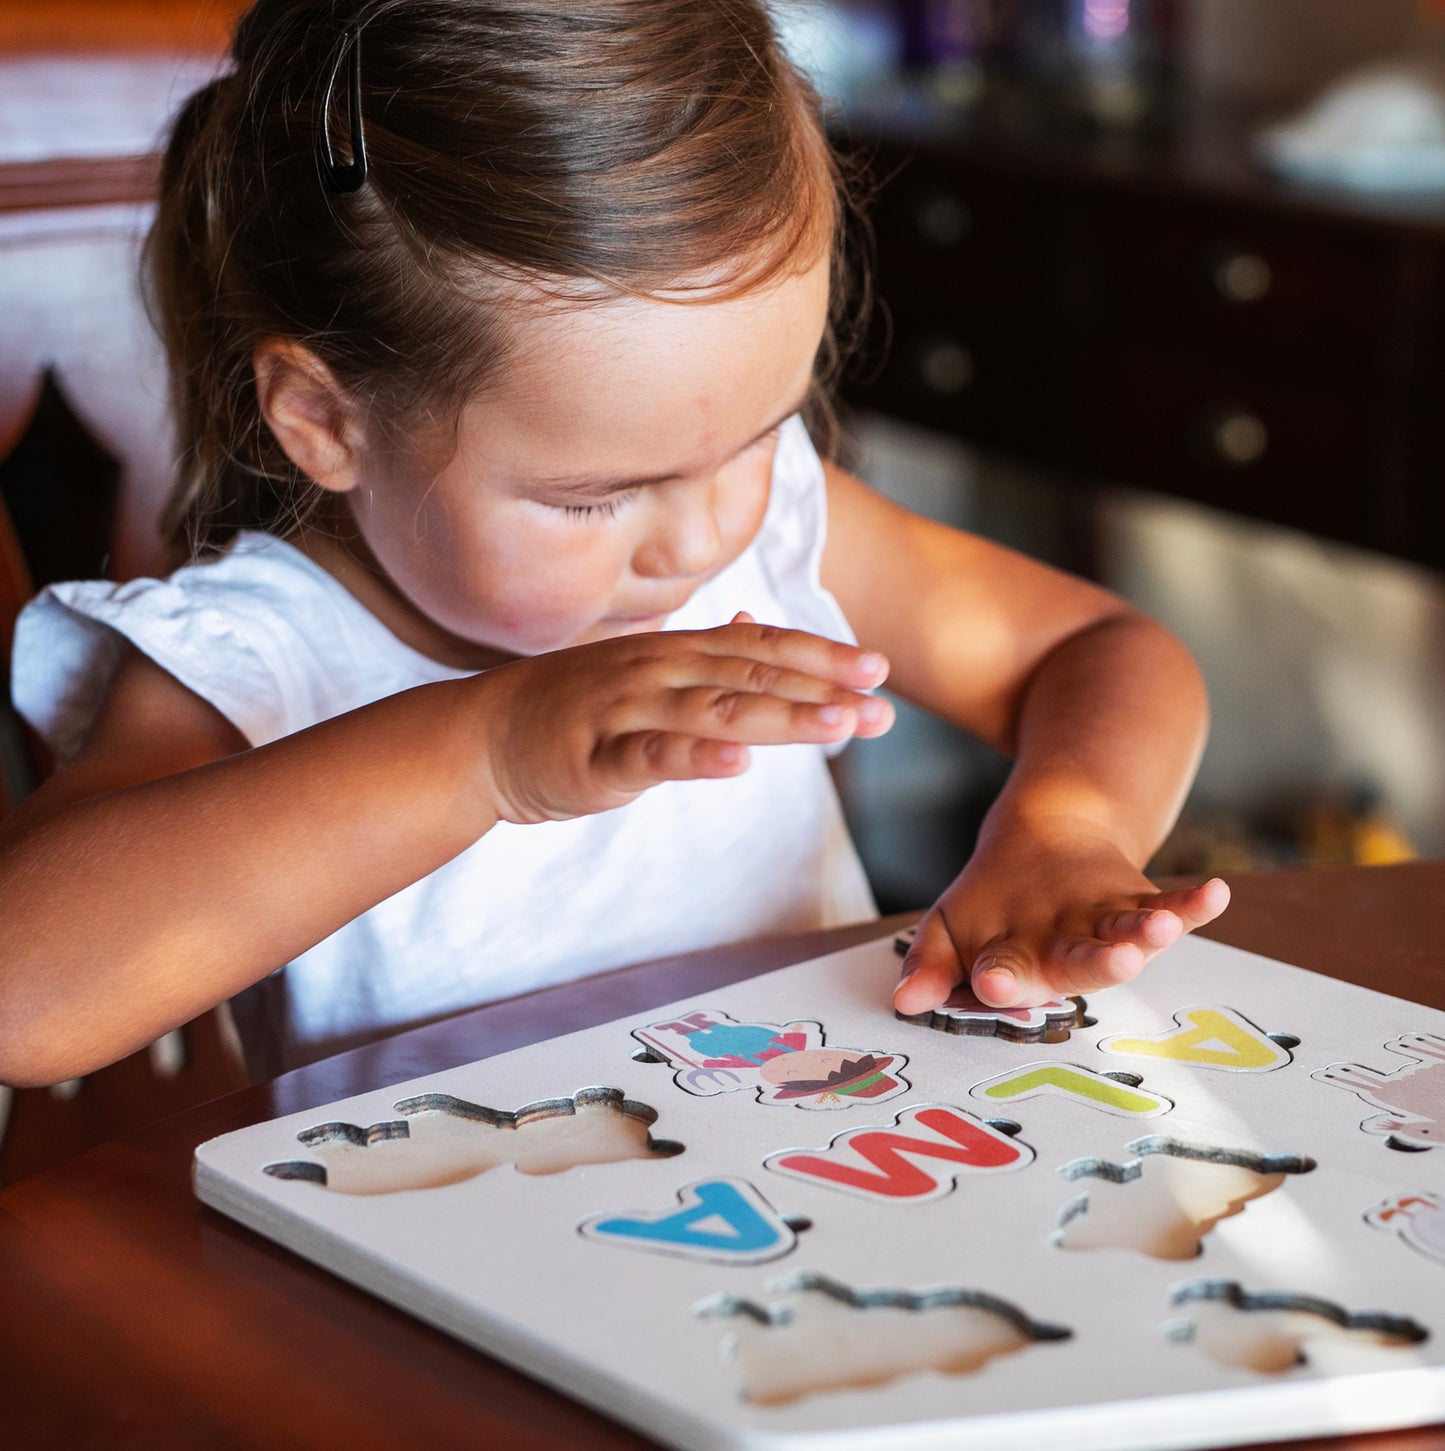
left=631, top=478, right=724, bottom=580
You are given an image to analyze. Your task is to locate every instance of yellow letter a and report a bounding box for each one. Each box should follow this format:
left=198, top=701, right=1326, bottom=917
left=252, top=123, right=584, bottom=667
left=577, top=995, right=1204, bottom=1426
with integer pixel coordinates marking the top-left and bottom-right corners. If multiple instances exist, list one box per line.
left=1100, top=1006, right=1290, bottom=1072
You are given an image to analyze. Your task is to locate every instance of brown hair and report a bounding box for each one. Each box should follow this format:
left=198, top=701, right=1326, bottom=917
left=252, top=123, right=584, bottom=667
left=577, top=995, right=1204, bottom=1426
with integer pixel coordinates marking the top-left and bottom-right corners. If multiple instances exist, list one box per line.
left=146, top=0, right=862, bottom=560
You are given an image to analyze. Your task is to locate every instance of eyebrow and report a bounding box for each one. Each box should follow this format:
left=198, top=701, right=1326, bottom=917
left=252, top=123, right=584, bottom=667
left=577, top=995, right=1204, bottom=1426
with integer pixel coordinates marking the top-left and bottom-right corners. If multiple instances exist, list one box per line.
left=534, top=391, right=810, bottom=498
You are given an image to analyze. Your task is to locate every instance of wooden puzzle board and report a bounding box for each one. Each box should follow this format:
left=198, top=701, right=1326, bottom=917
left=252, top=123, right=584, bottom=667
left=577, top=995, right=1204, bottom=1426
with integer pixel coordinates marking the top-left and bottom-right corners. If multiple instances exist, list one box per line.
left=194, top=933, right=1445, bottom=1451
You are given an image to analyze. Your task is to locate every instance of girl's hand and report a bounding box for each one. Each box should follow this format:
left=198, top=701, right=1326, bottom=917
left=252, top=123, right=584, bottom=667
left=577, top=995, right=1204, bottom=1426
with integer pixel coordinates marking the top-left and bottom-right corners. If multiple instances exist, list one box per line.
left=892, top=819, right=1229, bottom=1015
left=471, top=614, right=892, bottom=826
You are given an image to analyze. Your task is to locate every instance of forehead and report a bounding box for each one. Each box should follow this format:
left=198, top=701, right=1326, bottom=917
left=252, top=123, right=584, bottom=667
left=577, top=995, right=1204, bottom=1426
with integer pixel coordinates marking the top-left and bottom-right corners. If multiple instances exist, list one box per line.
left=453, top=254, right=831, bottom=482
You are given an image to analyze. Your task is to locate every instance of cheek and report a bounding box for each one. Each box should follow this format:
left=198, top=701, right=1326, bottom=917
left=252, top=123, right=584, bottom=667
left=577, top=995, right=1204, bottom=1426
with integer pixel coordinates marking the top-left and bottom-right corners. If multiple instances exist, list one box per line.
left=719, top=448, right=777, bottom=556
left=464, top=511, right=650, bottom=654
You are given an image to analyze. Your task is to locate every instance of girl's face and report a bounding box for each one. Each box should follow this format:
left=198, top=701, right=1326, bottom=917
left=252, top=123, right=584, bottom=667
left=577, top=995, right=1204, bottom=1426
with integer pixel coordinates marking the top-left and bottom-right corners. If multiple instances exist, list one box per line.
left=342, top=254, right=831, bottom=668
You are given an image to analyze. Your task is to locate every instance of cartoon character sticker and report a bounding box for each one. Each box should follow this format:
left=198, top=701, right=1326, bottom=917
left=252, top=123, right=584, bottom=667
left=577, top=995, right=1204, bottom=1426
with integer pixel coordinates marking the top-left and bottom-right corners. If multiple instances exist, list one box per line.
left=1366, top=1192, right=1445, bottom=1266
left=757, top=1048, right=909, bottom=1108
left=1313, top=1033, right=1445, bottom=1150
left=632, top=1009, right=910, bottom=1110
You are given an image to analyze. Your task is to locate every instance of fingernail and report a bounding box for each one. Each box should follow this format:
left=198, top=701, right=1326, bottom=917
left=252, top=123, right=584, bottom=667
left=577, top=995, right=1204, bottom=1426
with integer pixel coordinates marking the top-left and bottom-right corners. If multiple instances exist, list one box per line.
left=858, top=651, right=886, bottom=676
left=975, top=967, right=1018, bottom=1005
left=858, top=697, right=888, bottom=725
left=818, top=704, right=845, bottom=725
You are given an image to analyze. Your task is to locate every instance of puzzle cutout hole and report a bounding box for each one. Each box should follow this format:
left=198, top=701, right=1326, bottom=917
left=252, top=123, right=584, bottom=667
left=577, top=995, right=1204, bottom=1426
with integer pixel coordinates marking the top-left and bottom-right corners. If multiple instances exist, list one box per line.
left=262, top=1087, right=681, bottom=1195
left=699, top=1273, right=1071, bottom=1407
left=1163, top=1280, right=1427, bottom=1376
left=983, top=1118, right=1023, bottom=1138
left=1387, top=1137, right=1434, bottom=1153
left=1054, top=1138, right=1316, bottom=1261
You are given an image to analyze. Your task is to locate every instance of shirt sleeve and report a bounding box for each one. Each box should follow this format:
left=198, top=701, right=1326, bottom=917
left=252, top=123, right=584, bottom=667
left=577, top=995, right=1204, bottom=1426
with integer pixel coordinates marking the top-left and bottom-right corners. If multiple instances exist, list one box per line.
left=11, top=572, right=292, bottom=763
left=755, top=413, right=856, bottom=650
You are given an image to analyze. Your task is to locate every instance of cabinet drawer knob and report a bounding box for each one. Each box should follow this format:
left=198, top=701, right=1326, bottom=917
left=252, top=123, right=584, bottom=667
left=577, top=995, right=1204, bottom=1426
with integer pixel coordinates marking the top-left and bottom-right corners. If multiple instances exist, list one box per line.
left=1211, top=251, right=1273, bottom=305
left=1203, top=408, right=1269, bottom=466
left=918, top=340, right=975, bottom=396
left=911, top=190, right=973, bottom=249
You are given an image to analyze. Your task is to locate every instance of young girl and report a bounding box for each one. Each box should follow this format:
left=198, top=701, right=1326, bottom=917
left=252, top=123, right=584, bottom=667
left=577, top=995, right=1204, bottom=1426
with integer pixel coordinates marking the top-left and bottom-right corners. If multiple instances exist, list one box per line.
left=0, top=0, right=1225, bottom=1086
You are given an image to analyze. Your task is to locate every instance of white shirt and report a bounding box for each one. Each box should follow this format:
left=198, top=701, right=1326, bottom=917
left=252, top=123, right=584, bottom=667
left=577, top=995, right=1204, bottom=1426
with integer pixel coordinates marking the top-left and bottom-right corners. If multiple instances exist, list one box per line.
left=13, top=416, right=876, bottom=1072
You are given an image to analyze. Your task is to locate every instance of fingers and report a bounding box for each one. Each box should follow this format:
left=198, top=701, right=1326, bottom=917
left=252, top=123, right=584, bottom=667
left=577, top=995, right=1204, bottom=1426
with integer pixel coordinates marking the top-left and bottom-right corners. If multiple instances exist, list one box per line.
left=969, top=934, right=1143, bottom=1006
left=593, top=731, right=752, bottom=795
left=1094, top=878, right=1229, bottom=951
left=647, top=683, right=891, bottom=746
left=603, top=623, right=896, bottom=746
left=986, top=881, right=1230, bottom=1007
left=894, top=922, right=1146, bottom=1015
left=704, top=617, right=890, bottom=693
left=694, top=653, right=892, bottom=722
left=892, top=910, right=964, bottom=1016
left=1151, top=877, right=1231, bottom=930
left=894, top=877, right=1232, bottom=1017
left=1094, top=908, right=1183, bottom=952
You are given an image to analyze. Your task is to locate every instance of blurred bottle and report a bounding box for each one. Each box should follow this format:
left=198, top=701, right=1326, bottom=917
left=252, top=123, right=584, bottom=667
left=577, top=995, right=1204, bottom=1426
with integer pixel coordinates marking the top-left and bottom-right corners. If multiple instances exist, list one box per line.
left=1061, top=0, right=1184, bottom=129
left=895, top=0, right=993, bottom=109
left=889, top=0, right=1182, bottom=128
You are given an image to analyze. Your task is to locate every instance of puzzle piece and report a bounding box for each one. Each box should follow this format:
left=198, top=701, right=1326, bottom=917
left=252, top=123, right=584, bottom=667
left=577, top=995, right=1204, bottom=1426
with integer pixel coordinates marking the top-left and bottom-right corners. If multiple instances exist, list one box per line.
left=699, top=1272, right=1071, bottom=1406
left=971, top=1063, right=1173, bottom=1119
left=1312, top=1033, right=1445, bottom=1150
left=1163, top=1279, right=1427, bottom=1375
left=1099, top=1006, right=1293, bottom=1072
left=262, top=1087, right=678, bottom=1194
left=766, top=1105, right=1032, bottom=1202
left=1053, top=1136, right=1314, bottom=1260
left=892, top=925, right=1091, bottom=1044
left=632, top=1009, right=911, bottom=1109
left=897, top=985, right=1086, bottom=1044
left=578, top=1178, right=796, bottom=1264
left=1366, top=1191, right=1445, bottom=1265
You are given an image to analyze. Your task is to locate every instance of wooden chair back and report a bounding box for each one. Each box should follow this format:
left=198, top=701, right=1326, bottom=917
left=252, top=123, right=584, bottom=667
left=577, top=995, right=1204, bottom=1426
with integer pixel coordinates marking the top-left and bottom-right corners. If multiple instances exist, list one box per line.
left=0, top=21, right=251, bottom=1180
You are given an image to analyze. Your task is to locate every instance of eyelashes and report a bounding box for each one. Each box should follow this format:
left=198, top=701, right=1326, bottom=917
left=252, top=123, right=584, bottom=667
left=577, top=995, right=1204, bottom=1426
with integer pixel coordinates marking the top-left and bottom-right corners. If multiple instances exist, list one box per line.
left=560, top=494, right=631, bottom=522
left=552, top=424, right=785, bottom=522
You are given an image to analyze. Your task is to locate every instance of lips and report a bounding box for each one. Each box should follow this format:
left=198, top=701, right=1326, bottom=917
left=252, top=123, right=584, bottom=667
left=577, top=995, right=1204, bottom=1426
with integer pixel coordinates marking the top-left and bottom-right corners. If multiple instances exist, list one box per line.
left=614, top=599, right=691, bottom=623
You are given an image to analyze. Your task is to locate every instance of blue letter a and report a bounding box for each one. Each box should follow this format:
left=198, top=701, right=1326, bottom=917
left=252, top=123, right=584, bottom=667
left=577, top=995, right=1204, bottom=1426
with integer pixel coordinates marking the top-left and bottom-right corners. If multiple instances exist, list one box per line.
left=580, top=1178, right=795, bottom=1264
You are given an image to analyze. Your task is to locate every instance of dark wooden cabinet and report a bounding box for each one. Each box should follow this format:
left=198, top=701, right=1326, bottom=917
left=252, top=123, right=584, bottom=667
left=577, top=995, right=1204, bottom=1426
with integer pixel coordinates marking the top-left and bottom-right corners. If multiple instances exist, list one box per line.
left=844, top=117, right=1445, bottom=573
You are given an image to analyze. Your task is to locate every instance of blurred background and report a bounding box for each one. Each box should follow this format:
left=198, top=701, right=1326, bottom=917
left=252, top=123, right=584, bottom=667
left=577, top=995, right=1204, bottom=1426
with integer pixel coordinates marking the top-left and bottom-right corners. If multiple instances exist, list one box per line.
left=2, top=0, right=1443, bottom=900
left=789, top=0, right=1445, bottom=906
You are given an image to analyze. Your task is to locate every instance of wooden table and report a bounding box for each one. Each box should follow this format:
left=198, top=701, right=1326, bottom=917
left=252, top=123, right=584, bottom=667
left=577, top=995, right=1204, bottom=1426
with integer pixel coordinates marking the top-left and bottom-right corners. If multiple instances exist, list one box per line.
left=3, top=863, right=1443, bottom=1451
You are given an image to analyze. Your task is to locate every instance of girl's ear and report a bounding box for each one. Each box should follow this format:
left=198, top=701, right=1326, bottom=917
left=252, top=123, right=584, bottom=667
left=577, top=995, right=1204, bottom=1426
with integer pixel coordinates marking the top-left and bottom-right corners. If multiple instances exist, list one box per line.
left=253, top=340, right=366, bottom=494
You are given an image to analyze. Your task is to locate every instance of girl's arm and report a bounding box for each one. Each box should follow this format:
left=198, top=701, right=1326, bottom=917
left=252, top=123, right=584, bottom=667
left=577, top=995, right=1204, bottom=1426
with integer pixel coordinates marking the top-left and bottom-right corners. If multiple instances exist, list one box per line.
left=0, top=622, right=891, bottom=1086
left=820, top=464, right=1227, bottom=1015
left=0, top=647, right=504, bottom=1085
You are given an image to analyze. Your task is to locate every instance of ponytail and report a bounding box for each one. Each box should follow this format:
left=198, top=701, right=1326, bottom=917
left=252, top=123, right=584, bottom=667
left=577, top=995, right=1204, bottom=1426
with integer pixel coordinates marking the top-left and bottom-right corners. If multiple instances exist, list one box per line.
left=146, top=72, right=293, bottom=559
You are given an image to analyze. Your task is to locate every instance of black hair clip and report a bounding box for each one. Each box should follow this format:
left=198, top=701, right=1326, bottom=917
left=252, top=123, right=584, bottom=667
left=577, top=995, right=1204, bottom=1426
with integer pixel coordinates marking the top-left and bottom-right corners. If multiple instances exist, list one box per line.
left=319, top=27, right=367, bottom=194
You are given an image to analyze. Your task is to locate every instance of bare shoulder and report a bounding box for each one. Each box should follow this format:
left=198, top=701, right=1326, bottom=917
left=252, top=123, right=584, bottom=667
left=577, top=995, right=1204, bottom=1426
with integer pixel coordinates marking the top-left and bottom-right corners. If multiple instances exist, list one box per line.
left=1, top=644, right=248, bottom=839
left=821, top=461, right=1118, bottom=632
left=819, top=461, right=1137, bottom=742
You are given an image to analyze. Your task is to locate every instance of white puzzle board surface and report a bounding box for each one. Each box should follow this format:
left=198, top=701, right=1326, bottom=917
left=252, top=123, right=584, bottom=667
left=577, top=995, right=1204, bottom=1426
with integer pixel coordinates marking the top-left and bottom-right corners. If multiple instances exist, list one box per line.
left=194, top=932, right=1445, bottom=1451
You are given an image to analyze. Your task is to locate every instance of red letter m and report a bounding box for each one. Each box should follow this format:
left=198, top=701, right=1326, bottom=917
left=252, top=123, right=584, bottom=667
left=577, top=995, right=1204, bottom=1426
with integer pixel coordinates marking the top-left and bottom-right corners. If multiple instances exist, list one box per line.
left=766, top=1106, right=1030, bottom=1202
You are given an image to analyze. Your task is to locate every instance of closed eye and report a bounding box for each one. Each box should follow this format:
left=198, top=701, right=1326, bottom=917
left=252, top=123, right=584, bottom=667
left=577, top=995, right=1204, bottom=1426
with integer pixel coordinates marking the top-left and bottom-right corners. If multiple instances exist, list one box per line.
left=550, top=421, right=785, bottom=520
left=557, top=489, right=637, bottom=522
